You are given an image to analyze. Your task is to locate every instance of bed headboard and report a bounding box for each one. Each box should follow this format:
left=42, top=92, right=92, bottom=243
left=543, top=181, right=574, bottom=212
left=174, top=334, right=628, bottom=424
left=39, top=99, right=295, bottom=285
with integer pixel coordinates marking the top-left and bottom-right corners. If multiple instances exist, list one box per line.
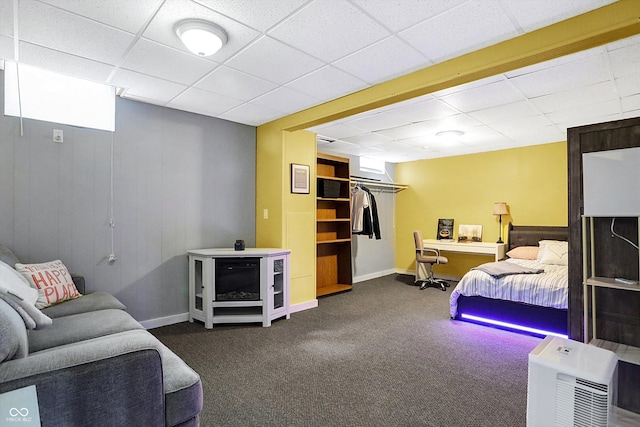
left=507, top=223, right=569, bottom=251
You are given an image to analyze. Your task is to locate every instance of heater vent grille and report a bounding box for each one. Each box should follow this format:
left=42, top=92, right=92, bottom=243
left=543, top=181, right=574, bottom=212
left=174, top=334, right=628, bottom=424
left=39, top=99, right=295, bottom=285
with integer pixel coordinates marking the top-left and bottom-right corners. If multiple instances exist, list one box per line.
left=555, top=374, right=609, bottom=427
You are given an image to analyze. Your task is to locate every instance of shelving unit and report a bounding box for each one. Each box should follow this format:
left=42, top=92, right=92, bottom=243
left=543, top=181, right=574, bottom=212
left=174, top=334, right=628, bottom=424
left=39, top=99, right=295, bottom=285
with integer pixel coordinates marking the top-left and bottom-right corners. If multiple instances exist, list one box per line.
left=316, top=153, right=353, bottom=297
left=582, top=216, right=640, bottom=365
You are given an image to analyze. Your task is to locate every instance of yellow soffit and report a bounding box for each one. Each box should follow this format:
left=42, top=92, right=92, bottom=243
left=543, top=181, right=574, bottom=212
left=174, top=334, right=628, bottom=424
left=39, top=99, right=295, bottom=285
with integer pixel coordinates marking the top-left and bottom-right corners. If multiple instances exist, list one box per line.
left=258, top=0, right=640, bottom=134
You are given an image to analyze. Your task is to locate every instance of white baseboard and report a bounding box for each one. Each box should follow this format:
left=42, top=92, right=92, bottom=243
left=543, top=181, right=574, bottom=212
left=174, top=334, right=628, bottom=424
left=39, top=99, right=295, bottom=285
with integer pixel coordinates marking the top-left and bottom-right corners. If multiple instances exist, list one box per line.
left=290, top=299, right=318, bottom=314
left=141, top=312, right=189, bottom=330
left=353, top=269, right=396, bottom=283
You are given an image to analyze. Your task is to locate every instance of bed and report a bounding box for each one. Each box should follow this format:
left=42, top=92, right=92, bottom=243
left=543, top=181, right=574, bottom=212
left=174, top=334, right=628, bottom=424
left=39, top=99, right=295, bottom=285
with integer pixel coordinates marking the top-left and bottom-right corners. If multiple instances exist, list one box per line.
left=449, top=223, right=569, bottom=337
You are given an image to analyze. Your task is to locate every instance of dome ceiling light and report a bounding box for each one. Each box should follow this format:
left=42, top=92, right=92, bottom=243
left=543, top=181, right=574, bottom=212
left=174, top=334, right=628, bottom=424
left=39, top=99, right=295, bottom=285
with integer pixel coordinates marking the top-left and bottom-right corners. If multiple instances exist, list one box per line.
left=175, top=19, right=227, bottom=57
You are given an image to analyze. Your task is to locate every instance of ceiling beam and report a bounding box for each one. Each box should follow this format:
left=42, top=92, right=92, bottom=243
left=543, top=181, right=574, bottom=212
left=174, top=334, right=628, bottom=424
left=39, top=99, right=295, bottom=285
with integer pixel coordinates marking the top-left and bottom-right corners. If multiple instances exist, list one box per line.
left=259, top=0, right=640, bottom=134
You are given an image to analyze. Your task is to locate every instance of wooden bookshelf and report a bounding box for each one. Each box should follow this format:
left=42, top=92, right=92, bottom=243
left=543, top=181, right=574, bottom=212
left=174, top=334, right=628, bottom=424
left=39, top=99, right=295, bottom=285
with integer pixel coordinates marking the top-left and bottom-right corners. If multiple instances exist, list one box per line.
left=316, top=153, right=352, bottom=297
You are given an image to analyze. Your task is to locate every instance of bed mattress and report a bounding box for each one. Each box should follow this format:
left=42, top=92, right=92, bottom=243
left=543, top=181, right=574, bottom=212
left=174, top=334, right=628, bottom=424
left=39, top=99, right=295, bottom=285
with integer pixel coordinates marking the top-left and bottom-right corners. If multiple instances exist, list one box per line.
left=449, top=258, right=568, bottom=319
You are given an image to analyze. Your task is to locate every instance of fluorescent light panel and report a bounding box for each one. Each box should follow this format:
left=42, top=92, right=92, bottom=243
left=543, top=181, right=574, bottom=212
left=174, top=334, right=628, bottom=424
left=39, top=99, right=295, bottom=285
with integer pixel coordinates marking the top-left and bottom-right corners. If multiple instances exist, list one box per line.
left=4, top=61, right=115, bottom=132
left=460, top=313, right=569, bottom=339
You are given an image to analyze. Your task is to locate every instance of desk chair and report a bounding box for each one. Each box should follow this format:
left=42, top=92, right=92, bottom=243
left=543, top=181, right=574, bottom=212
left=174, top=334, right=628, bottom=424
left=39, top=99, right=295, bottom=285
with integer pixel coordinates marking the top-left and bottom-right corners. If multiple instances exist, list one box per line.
left=413, top=230, right=449, bottom=291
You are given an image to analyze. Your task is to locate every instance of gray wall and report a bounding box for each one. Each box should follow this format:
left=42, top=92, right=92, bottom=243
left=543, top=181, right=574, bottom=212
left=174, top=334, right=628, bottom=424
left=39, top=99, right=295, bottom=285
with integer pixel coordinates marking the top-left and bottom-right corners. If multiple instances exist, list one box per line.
left=0, top=71, right=256, bottom=323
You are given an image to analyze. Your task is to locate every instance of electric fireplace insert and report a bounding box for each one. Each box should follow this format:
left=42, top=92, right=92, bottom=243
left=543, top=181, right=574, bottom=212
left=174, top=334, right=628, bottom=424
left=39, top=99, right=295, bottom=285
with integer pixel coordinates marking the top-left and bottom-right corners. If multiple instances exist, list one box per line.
left=214, top=258, right=260, bottom=301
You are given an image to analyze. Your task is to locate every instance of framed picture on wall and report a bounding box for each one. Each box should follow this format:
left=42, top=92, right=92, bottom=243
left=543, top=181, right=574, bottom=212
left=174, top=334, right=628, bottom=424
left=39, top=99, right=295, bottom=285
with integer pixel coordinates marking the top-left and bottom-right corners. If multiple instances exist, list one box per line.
left=291, top=163, right=310, bottom=194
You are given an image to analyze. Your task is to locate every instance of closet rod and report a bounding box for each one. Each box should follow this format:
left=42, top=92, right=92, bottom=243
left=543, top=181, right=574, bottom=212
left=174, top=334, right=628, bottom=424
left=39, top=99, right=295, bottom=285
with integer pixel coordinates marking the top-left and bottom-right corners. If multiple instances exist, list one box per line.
left=349, top=176, right=408, bottom=192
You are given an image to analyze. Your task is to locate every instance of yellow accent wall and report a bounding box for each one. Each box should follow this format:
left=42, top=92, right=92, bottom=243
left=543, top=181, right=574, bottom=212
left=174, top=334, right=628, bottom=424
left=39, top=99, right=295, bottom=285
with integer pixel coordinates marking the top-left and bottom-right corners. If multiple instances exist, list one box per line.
left=283, top=131, right=317, bottom=304
left=396, top=142, right=568, bottom=277
left=255, top=1, right=639, bottom=305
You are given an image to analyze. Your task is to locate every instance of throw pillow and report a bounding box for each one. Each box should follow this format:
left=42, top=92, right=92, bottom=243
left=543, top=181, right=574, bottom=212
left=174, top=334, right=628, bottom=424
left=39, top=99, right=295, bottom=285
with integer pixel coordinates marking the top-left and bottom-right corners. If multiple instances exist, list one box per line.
left=537, top=240, right=569, bottom=265
left=506, top=246, right=539, bottom=260
left=15, top=260, right=81, bottom=308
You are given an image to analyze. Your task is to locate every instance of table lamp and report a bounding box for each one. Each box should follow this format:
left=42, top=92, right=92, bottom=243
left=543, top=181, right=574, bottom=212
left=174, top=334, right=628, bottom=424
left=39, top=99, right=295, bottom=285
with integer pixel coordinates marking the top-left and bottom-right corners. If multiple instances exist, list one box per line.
left=493, top=202, right=509, bottom=244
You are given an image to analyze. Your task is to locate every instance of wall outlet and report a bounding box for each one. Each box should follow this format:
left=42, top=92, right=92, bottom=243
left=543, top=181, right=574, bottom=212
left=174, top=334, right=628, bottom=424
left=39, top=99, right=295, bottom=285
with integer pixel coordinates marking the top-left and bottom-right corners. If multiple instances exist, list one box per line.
left=53, top=129, right=63, bottom=143
left=263, top=209, right=268, bottom=219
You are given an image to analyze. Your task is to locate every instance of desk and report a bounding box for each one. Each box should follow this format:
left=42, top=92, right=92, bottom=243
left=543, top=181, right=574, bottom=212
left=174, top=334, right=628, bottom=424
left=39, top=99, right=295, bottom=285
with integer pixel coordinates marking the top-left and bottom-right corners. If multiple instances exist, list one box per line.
left=423, top=239, right=506, bottom=261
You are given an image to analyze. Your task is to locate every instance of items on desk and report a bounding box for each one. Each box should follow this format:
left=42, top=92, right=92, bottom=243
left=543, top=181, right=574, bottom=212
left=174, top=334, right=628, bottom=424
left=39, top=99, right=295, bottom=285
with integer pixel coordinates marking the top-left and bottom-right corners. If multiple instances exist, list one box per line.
left=457, top=224, right=483, bottom=242
left=437, top=218, right=454, bottom=240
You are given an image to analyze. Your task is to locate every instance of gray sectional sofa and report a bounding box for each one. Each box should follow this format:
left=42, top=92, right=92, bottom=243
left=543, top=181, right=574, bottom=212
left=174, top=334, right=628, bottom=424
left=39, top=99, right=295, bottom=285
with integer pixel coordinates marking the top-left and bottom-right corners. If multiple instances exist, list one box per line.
left=0, top=246, right=203, bottom=426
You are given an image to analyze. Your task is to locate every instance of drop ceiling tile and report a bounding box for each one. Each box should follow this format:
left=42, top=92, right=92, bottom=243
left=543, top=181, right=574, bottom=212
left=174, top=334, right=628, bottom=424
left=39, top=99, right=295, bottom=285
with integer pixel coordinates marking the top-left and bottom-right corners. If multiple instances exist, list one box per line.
left=286, top=66, right=367, bottom=102
left=123, top=38, right=216, bottom=85
left=386, top=98, right=461, bottom=123
left=333, top=36, right=428, bottom=85
left=219, top=102, right=284, bottom=126
left=622, top=93, right=640, bottom=113
left=110, top=69, right=187, bottom=103
left=529, top=81, right=618, bottom=114
left=400, top=0, right=518, bottom=63
left=615, top=73, right=640, bottom=98
left=194, top=0, right=307, bottom=31
left=143, top=0, right=260, bottom=62
left=0, top=35, right=13, bottom=60
left=500, top=0, right=616, bottom=33
left=345, top=111, right=411, bottom=132
left=310, top=123, right=364, bottom=139
left=0, top=0, right=13, bottom=37
left=547, top=99, right=622, bottom=125
left=608, top=42, right=640, bottom=78
left=18, top=0, right=135, bottom=64
left=440, top=80, right=525, bottom=112
left=226, top=36, right=323, bottom=85
left=352, top=0, right=466, bottom=32
left=168, top=87, right=243, bottom=117
left=467, top=100, right=540, bottom=125
left=195, top=66, right=277, bottom=101
left=18, top=42, right=114, bottom=83
left=39, top=0, right=162, bottom=34
left=268, top=0, right=389, bottom=63
left=251, top=87, right=321, bottom=114
left=504, top=45, right=604, bottom=79
left=342, top=133, right=393, bottom=146
left=509, top=54, right=610, bottom=98
left=490, top=114, right=555, bottom=137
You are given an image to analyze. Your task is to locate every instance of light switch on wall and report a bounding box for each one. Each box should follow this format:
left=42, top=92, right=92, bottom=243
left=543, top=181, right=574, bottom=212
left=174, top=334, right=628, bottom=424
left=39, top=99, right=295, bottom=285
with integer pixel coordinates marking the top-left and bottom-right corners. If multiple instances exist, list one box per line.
left=263, top=209, right=268, bottom=219
left=53, top=129, right=63, bottom=143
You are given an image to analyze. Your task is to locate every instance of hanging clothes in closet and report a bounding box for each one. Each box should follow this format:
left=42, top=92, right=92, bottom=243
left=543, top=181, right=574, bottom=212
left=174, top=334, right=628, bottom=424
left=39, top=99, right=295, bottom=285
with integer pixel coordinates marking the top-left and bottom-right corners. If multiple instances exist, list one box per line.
left=351, top=184, right=381, bottom=240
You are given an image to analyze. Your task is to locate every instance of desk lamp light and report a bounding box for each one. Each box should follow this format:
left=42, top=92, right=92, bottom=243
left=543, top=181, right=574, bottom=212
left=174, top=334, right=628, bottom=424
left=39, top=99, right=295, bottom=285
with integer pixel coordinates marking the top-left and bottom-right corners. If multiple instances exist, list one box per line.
left=493, top=202, right=509, bottom=244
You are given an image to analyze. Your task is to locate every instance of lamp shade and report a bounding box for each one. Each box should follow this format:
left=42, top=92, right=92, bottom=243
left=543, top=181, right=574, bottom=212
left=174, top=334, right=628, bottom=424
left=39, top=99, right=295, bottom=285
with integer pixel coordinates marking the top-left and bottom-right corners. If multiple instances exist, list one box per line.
left=175, top=20, right=227, bottom=57
left=493, top=202, right=509, bottom=216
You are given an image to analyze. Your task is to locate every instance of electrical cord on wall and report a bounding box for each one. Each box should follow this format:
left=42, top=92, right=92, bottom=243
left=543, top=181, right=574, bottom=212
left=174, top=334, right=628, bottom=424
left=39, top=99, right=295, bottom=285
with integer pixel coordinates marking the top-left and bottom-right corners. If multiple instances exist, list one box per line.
left=108, top=133, right=117, bottom=263
left=13, top=0, right=24, bottom=136
left=610, top=218, right=639, bottom=249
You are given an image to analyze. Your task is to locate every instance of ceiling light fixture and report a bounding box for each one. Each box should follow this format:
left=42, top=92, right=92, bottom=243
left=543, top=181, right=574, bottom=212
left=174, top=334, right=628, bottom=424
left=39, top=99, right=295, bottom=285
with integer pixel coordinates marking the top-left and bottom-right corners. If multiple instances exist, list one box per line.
left=436, top=130, right=464, bottom=137
left=175, top=19, right=227, bottom=57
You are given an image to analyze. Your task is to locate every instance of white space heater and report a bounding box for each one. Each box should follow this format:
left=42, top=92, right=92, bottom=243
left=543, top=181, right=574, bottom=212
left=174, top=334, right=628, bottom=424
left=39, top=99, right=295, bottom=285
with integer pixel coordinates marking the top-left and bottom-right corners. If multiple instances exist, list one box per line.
left=527, top=336, right=618, bottom=427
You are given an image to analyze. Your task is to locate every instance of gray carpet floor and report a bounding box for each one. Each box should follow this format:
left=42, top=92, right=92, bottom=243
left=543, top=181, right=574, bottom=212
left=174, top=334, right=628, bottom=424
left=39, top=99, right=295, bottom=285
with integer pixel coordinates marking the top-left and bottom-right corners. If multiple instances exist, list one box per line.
left=152, top=274, right=542, bottom=427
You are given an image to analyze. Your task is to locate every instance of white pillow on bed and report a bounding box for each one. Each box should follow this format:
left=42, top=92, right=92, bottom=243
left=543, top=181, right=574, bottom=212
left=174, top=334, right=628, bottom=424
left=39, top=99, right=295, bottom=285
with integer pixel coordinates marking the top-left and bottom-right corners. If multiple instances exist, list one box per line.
left=537, top=240, right=568, bottom=265
left=506, top=246, right=539, bottom=260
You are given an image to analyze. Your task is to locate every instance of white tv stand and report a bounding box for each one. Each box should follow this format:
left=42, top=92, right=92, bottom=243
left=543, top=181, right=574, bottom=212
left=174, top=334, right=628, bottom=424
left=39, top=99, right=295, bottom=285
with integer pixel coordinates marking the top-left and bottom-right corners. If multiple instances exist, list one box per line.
left=187, top=248, right=290, bottom=328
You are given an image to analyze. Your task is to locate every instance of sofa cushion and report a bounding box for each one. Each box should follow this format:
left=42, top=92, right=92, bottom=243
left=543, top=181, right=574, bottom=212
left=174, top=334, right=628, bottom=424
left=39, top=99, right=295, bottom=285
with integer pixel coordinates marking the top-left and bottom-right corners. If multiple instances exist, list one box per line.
left=0, top=245, right=20, bottom=267
left=28, top=309, right=144, bottom=353
left=41, top=292, right=126, bottom=318
left=15, top=260, right=81, bottom=308
left=157, top=342, right=203, bottom=426
left=0, top=298, right=29, bottom=362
